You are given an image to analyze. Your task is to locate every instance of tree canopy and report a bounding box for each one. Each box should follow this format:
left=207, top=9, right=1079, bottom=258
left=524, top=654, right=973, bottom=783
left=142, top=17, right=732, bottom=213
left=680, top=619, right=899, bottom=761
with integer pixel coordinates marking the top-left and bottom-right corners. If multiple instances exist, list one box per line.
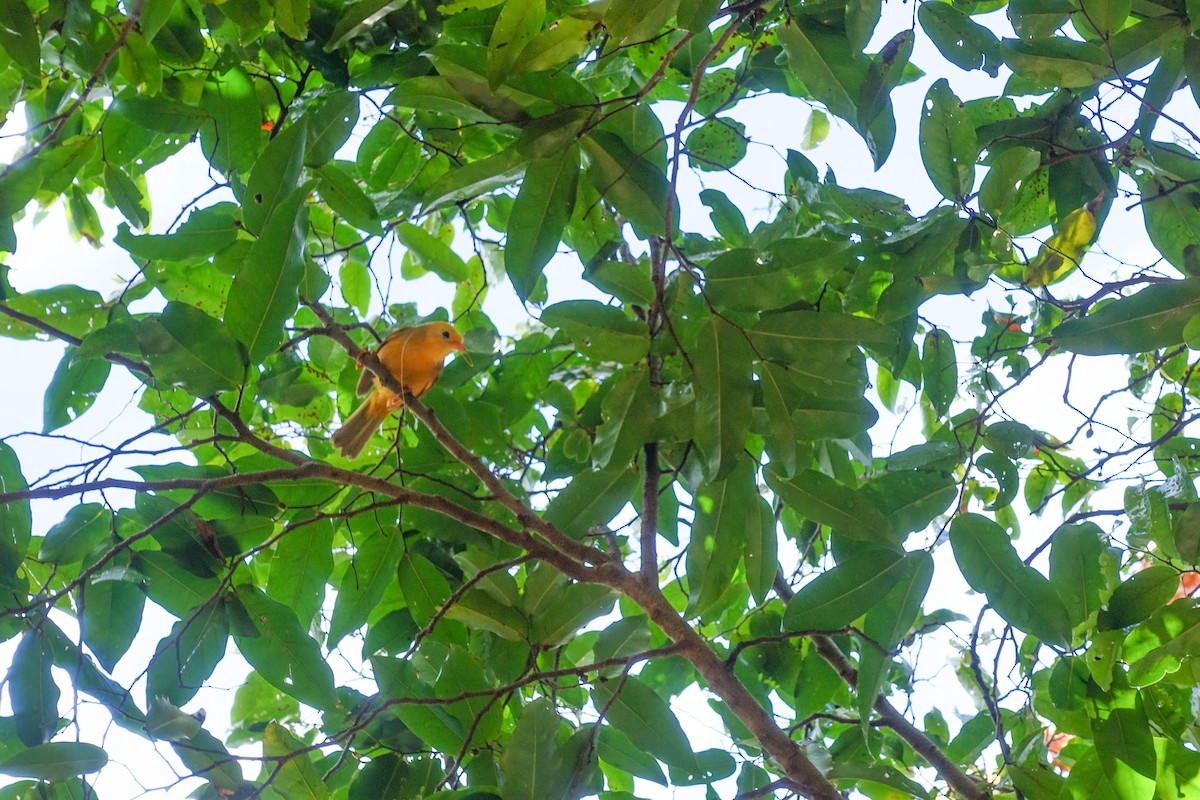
left=4, top=0, right=1200, bottom=798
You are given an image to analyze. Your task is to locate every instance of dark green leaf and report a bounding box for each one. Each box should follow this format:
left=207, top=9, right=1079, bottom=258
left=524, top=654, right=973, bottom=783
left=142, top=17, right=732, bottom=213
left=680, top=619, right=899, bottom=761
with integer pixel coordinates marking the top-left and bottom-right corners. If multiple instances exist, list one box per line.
left=582, top=131, right=672, bottom=238
left=1054, top=280, right=1200, bottom=355
left=593, top=365, right=653, bottom=468
left=1098, top=565, right=1178, bottom=630
left=328, top=529, right=406, bottom=647
left=541, top=300, right=649, bottom=363
left=38, top=504, right=110, bottom=564
left=687, top=459, right=755, bottom=616
left=919, top=79, right=977, bottom=201
left=42, top=348, right=110, bottom=433
left=11, top=629, right=58, bottom=746
left=921, top=328, right=957, bottom=415
left=0, top=743, right=108, bottom=782
left=138, top=301, right=247, bottom=396
left=856, top=552, right=933, bottom=723
left=765, top=467, right=895, bottom=542
left=224, top=186, right=308, bottom=363
left=544, top=467, right=638, bottom=539
left=693, top=315, right=754, bottom=479
left=949, top=514, right=1072, bottom=646
left=685, top=117, right=747, bottom=171
left=507, top=145, right=580, bottom=302
left=783, top=548, right=909, bottom=631
left=1049, top=522, right=1108, bottom=628
left=243, top=118, right=307, bottom=236
left=147, top=603, right=230, bottom=706
left=591, top=677, right=696, bottom=770
left=114, top=203, right=239, bottom=262
left=231, top=585, right=338, bottom=710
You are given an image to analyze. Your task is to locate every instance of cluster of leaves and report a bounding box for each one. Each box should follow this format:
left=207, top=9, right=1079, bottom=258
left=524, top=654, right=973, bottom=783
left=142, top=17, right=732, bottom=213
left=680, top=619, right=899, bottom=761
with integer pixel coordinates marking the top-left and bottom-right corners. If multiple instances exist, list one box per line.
left=7, top=0, right=1200, bottom=798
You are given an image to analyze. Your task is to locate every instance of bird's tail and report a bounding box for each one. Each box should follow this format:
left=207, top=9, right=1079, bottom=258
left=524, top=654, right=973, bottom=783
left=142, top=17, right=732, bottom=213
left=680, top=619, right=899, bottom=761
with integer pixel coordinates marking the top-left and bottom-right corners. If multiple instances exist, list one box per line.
left=331, top=390, right=397, bottom=458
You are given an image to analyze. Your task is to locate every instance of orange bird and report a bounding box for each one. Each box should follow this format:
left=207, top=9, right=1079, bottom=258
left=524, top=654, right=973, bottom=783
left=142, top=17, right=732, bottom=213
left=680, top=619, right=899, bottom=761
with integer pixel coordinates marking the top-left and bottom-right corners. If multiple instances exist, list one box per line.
left=331, top=321, right=466, bottom=458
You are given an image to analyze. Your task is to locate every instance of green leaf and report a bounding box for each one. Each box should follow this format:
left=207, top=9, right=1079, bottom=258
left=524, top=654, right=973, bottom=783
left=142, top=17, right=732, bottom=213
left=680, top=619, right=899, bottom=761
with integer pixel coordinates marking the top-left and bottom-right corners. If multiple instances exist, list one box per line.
left=693, top=315, right=755, bottom=480
left=919, top=79, right=977, bottom=201
left=603, top=0, right=679, bottom=47
left=949, top=514, right=1072, bottom=646
left=11, top=629, right=58, bottom=746
left=231, top=585, right=338, bottom=710
left=918, top=2, right=1001, bottom=76
left=591, top=677, right=695, bottom=770
left=507, top=145, right=580, bottom=302
left=1098, top=565, right=1178, bottom=630
left=1054, top=280, right=1200, bottom=355
left=749, top=310, right=895, bottom=362
left=328, top=529, right=406, bottom=647
left=597, top=725, right=667, bottom=785
left=783, top=548, right=910, bottom=632
left=394, top=222, right=470, bottom=283
left=104, top=164, right=150, bottom=230
left=147, top=603, right=230, bottom=706
left=324, top=0, right=403, bottom=50
left=267, top=518, right=334, bottom=628
left=133, top=550, right=221, bottom=618
left=303, top=90, right=358, bottom=165
left=0, top=0, right=41, bottom=79
left=499, top=698, right=575, bottom=800
left=1079, top=0, right=1131, bottom=37
left=1000, top=37, right=1112, bottom=88
left=921, top=328, right=957, bottom=415
left=593, top=365, right=653, bottom=469
left=778, top=22, right=859, bottom=126
left=687, top=459, right=755, bottom=616
left=421, top=145, right=528, bottom=212
left=745, top=496, right=778, bottom=604
left=224, top=185, right=308, bottom=363
left=827, top=762, right=929, bottom=798
left=1093, top=705, right=1156, bottom=799
left=530, top=583, right=616, bottom=644
left=544, top=467, right=638, bottom=539
left=488, top=0, right=544, bottom=88
left=80, top=570, right=145, bottom=672
left=39, top=503, right=110, bottom=563
left=139, top=301, right=248, bottom=396
left=976, top=453, right=1018, bottom=510
left=581, top=131, right=672, bottom=239
left=1131, top=159, right=1200, bottom=274
left=114, top=203, right=239, bottom=262
left=856, top=551, right=933, bottom=723
left=397, top=552, right=452, bottom=627
left=583, top=260, right=655, bottom=306
left=42, top=347, right=110, bottom=433
left=0, top=743, right=108, bottom=782
left=1049, top=522, right=1108, bottom=628
left=318, top=162, right=379, bottom=233
left=685, top=118, right=748, bottom=171
left=541, top=300, right=649, bottom=363
left=243, top=118, right=307, bottom=236
left=1123, top=602, right=1200, bottom=686
left=274, top=0, right=310, bottom=38
left=860, top=470, right=956, bottom=535
left=699, top=189, right=749, bottom=246
left=765, top=467, right=895, bottom=542
left=0, top=443, right=30, bottom=582
left=703, top=242, right=849, bottom=313
left=264, top=721, right=331, bottom=800
left=200, top=67, right=263, bottom=176
left=1009, top=0, right=1074, bottom=39
left=373, top=656, right=465, bottom=753
left=442, top=588, right=530, bottom=640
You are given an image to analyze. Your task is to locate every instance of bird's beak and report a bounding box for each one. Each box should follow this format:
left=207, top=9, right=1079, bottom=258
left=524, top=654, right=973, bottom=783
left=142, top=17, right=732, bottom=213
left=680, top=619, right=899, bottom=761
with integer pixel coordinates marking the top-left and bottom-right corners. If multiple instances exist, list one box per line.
left=452, top=341, right=471, bottom=365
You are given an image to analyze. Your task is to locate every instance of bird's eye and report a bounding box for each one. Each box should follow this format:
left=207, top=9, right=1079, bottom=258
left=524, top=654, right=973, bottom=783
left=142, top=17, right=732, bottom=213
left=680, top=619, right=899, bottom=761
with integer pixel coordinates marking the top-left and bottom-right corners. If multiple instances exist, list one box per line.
left=442, top=330, right=450, bottom=339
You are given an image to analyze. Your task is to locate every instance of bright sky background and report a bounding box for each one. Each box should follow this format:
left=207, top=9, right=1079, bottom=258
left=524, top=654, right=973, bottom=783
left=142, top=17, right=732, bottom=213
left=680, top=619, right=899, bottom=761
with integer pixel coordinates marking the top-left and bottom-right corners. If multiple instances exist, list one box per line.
left=0, top=3, right=1183, bottom=798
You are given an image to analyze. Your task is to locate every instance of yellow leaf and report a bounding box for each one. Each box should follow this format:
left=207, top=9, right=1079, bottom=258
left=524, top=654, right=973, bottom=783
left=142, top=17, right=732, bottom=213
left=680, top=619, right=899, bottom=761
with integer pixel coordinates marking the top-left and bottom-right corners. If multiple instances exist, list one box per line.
left=1023, top=203, right=1099, bottom=287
